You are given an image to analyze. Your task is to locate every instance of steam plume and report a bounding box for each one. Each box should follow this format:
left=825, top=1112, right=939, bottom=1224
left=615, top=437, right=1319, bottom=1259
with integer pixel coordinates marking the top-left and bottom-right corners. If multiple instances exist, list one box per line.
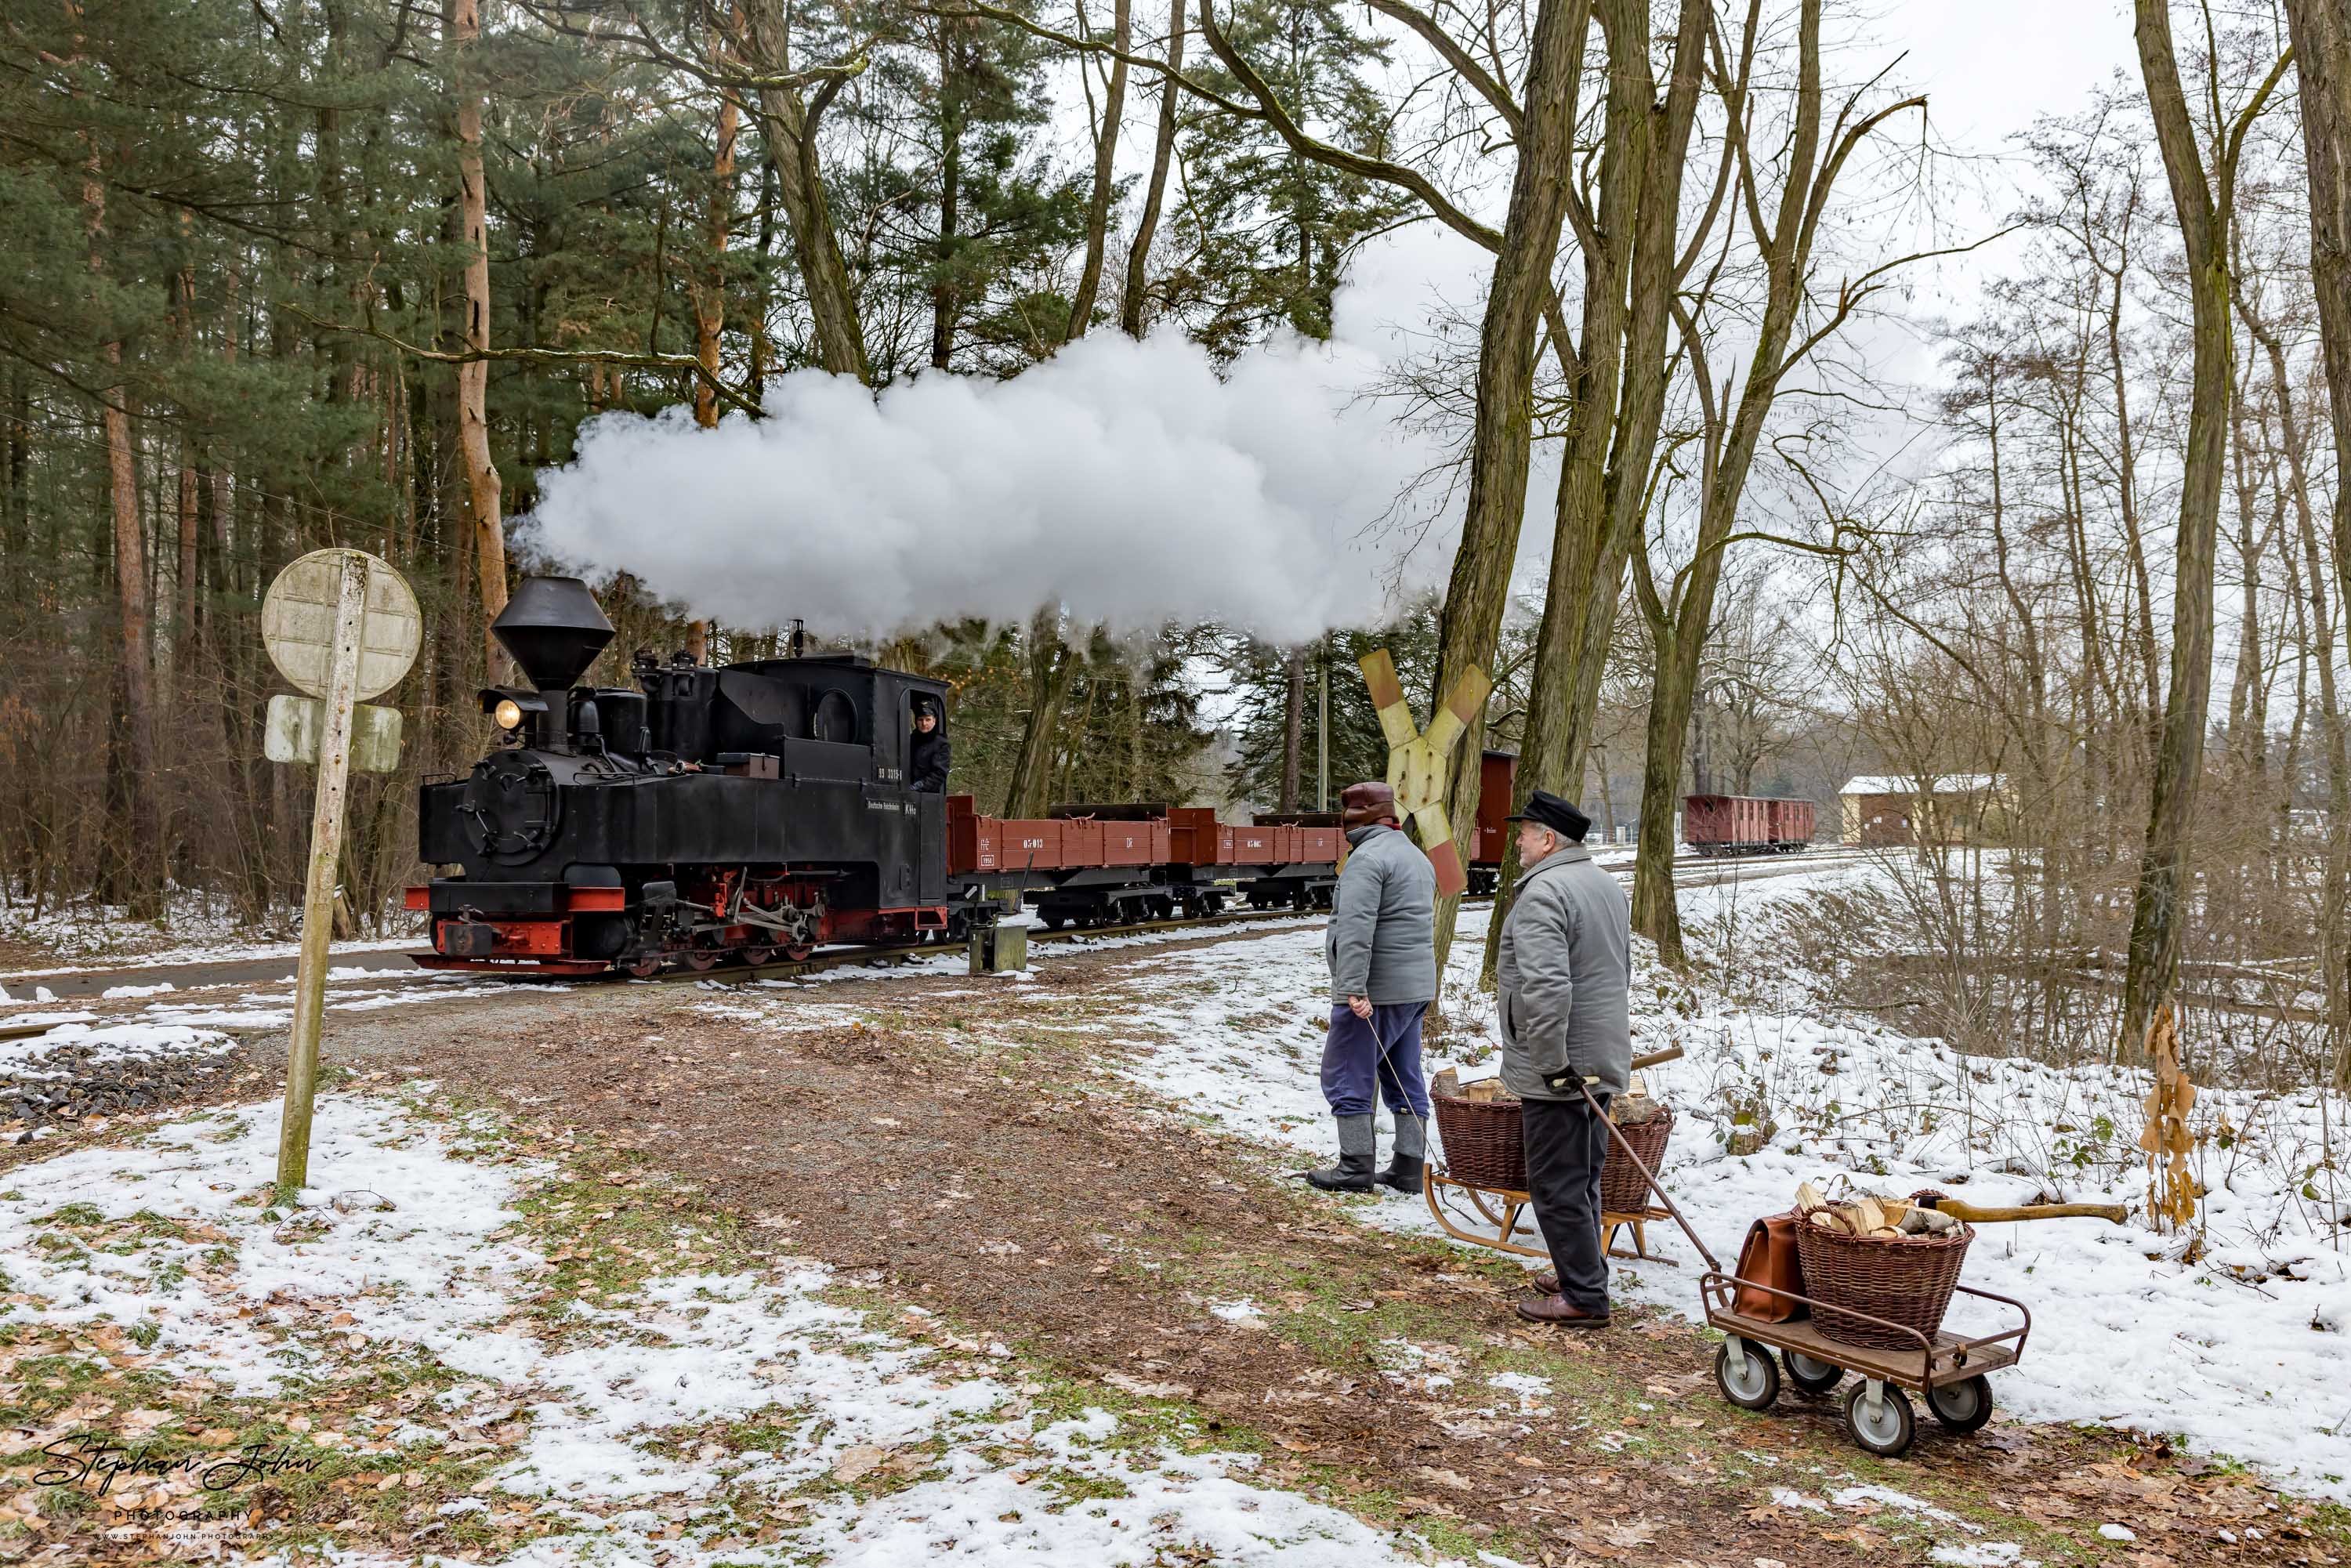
left=527, top=329, right=1453, bottom=643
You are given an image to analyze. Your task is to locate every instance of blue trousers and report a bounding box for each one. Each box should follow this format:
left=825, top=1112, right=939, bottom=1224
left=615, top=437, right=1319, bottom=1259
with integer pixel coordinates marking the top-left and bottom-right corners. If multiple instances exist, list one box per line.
left=1319, top=1001, right=1431, bottom=1118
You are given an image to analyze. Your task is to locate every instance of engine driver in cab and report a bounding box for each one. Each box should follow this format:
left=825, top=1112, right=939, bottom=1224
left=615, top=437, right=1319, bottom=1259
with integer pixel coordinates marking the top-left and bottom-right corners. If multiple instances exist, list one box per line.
left=910, top=698, right=950, bottom=792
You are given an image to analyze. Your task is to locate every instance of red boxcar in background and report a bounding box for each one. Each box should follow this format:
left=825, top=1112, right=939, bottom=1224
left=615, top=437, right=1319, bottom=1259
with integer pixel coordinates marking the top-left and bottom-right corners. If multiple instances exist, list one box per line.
left=1683, top=793, right=1816, bottom=856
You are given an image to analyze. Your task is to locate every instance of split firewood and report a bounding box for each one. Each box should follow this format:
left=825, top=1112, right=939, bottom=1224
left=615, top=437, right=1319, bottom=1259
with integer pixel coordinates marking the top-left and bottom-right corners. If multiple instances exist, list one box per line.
left=1432, top=1067, right=1461, bottom=1100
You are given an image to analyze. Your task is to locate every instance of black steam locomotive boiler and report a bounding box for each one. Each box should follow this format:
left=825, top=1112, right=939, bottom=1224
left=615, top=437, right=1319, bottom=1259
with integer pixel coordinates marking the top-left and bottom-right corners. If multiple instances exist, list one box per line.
left=409, top=576, right=972, bottom=975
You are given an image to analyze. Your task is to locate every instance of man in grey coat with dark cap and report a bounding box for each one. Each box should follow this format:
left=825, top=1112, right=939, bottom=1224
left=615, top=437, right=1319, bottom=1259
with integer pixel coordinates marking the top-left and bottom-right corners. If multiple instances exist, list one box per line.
left=1301, top=780, right=1437, bottom=1194
left=1496, top=788, right=1632, bottom=1327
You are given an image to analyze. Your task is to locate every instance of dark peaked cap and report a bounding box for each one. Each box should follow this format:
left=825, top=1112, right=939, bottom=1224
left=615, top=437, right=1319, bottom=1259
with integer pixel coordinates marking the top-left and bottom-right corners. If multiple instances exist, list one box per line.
left=1506, top=788, right=1591, bottom=842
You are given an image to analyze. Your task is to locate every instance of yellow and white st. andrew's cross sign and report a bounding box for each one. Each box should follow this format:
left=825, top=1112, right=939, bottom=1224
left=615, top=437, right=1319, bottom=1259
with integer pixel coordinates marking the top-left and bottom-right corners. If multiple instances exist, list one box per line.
left=1357, top=649, right=1492, bottom=898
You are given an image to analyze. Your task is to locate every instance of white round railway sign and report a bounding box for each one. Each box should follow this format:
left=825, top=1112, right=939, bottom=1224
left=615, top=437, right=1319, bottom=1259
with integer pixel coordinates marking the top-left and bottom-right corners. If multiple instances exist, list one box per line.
left=262, top=549, right=422, bottom=701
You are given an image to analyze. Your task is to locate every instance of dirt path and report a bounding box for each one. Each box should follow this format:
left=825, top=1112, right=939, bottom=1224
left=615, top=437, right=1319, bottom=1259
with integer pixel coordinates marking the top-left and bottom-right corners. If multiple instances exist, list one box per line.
left=238, top=936, right=2344, bottom=1568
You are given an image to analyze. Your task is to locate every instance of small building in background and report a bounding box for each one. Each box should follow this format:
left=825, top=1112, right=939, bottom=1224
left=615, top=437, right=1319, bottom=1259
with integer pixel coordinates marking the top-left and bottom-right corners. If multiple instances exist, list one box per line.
left=1838, top=773, right=2007, bottom=848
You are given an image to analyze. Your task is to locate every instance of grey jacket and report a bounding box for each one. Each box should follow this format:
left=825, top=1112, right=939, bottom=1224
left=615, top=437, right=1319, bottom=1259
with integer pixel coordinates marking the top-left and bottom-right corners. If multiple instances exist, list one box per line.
left=1496, top=844, right=1632, bottom=1099
left=1324, top=824, right=1438, bottom=1006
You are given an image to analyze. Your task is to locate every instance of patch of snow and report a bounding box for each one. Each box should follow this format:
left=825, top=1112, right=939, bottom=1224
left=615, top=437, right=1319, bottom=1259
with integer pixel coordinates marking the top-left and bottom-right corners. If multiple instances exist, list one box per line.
left=1832, top=1484, right=1974, bottom=1530
left=1930, top=1546, right=2037, bottom=1567
left=1211, top=1298, right=1263, bottom=1322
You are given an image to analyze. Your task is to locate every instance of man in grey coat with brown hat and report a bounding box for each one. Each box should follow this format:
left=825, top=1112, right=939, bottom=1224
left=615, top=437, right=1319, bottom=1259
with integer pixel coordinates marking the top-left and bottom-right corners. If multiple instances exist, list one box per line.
left=1497, top=788, right=1632, bottom=1327
left=1300, top=780, right=1437, bottom=1194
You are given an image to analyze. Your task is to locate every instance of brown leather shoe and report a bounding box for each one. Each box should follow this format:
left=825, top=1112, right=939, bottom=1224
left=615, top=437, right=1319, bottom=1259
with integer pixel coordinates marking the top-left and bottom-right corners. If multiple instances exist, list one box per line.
left=1515, top=1292, right=1610, bottom=1327
left=1531, top=1270, right=1560, bottom=1295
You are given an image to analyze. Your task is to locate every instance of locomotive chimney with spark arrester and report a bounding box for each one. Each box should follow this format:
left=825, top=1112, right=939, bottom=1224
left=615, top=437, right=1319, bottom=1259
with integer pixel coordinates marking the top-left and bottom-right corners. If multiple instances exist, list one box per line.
left=484, top=575, right=614, bottom=748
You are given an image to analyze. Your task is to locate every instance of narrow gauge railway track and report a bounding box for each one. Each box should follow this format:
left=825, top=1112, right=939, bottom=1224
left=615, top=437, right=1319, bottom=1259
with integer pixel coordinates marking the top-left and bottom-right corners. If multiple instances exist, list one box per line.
left=640, top=904, right=1360, bottom=988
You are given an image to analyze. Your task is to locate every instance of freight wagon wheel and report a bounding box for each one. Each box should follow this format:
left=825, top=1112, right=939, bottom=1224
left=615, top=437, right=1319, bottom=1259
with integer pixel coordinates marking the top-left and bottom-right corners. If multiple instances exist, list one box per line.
left=1925, top=1375, right=1993, bottom=1433
left=1713, top=1338, right=1780, bottom=1410
left=1783, top=1349, right=1843, bottom=1396
left=1842, top=1382, right=1916, bottom=1458
left=1042, top=914, right=1067, bottom=931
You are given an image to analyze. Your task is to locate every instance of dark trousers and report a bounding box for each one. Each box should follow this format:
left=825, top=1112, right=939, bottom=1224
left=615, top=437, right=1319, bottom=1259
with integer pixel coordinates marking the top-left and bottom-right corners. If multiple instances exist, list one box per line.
left=1318, top=1002, right=1430, bottom=1118
left=1523, top=1092, right=1613, bottom=1313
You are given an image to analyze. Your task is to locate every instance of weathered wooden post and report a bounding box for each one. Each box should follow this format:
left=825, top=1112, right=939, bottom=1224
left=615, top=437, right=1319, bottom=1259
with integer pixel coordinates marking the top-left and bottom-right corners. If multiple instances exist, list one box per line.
left=259, top=549, right=420, bottom=1196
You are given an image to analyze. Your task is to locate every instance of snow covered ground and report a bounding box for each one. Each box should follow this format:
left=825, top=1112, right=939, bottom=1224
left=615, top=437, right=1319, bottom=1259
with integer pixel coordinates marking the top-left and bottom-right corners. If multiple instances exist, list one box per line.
left=1099, top=892, right=2351, bottom=1505
left=0, top=1092, right=1509, bottom=1565
left=0, top=888, right=421, bottom=977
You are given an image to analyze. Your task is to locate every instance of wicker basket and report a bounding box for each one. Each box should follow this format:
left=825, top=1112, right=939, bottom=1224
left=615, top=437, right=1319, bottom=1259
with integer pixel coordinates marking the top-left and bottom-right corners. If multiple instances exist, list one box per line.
left=1599, top=1106, right=1673, bottom=1214
left=1433, top=1092, right=1526, bottom=1190
left=1793, top=1207, right=1973, bottom=1349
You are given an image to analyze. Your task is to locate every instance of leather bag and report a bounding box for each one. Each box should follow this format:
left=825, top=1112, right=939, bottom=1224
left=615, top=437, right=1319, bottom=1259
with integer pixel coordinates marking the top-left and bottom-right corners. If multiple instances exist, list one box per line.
left=1732, top=1211, right=1808, bottom=1322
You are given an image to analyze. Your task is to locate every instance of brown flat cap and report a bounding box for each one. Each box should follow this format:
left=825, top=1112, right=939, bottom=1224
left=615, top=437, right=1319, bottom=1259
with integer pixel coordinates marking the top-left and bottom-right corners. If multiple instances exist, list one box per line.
left=1341, top=780, right=1400, bottom=827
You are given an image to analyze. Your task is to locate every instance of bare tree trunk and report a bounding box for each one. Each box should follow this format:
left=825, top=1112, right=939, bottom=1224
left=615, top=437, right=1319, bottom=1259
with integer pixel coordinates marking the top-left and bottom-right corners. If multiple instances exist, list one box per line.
left=1279, top=645, right=1305, bottom=810
left=451, top=0, right=507, bottom=665
left=1119, top=0, right=1184, bottom=338
left=2284, top=0, right=2351, bottom=1080
left=692, top=9, right=741, bottom=428
left=2287, top=0, right=2351, bottom=635
left=2243, top=284, right=2351, bottom=1084
left=1066, top=0, right=1131, bottom=341
left=2118, top=1, right=2290, bottom=1054
left=1004, top=607, right=1078, bottom=817
left=739, top=0, right=870, bottom=382
left=85, top=179, right=160, bottom=919
left=1425, top=0, right=1592, bottom=981
left=1631, top=0, right=1922, bottom=966
left=1486, top=0, right=1708, bottom=984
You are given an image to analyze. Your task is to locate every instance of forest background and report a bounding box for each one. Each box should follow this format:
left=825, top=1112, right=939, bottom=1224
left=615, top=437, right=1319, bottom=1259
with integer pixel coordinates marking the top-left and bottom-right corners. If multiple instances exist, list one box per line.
left=5, top=0, right=2349, bottom=1085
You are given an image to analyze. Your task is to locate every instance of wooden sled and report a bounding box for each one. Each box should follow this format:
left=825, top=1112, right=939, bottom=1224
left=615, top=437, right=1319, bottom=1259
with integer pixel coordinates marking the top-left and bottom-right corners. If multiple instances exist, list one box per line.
left=1422, top=1163, right=1681, bottom=1265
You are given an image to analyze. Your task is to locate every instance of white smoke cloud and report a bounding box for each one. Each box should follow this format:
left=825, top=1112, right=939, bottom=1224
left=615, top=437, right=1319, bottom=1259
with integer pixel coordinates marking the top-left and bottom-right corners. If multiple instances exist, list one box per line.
left=526, top=327, right=1461, bottom=644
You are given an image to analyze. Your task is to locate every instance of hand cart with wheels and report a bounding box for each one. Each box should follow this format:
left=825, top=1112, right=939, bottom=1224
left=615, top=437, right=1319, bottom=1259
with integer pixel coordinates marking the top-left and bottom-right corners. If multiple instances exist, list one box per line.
left=1498, top=1066, right=2038, bottom=1461
left=1699, top=1271, right=2030, bottom=1458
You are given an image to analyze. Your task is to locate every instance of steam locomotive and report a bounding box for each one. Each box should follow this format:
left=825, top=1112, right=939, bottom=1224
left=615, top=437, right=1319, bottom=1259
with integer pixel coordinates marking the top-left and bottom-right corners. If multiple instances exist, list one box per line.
left=408, top=577, right=1342, bottom=976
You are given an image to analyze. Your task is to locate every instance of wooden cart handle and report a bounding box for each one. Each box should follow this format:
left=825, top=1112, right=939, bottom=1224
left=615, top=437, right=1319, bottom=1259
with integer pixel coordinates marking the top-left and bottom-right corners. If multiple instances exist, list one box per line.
left=1922, top=1197, right=2128, bottom=1225
left=1628, top=1045, right=1685, bottom=1072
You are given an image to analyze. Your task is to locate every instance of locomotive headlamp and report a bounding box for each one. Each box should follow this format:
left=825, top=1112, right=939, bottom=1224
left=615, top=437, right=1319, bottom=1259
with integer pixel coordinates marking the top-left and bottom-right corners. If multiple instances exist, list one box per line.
left=494, top=698, right=524, bottom=730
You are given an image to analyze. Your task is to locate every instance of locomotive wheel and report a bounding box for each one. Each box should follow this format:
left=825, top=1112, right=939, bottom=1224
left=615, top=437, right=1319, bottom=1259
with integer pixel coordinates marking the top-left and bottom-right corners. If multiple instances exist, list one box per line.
left=737, top=946, right=776, bottom=968
left=683, top=949, right=719, bottom=972
left=622, top=954, right=662, bottom=980
left=784, top=943, right=815, bottom=961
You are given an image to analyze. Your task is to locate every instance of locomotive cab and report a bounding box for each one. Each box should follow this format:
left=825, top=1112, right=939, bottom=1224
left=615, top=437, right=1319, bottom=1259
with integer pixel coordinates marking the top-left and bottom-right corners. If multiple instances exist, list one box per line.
left=413, top=577, right=956, bottom=974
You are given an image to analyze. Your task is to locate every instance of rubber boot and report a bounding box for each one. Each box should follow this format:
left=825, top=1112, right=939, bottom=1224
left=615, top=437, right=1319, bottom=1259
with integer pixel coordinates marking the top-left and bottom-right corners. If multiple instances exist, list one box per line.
left=1302, top=1114, right=1376, bottom=1192
left=1377, top=1112, right=1426, bottom=1193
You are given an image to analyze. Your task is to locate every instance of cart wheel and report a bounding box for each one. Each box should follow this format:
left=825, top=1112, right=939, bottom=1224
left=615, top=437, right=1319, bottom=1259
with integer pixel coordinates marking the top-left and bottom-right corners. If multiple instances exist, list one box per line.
left=1842, top=1382, right=1916, bottom=1458
left=1713, top=1338, right=1780, bottom=1410
left=1925, top=1374, right=1993, bottom=1433
left=1783, top=1349, right=1843, bottom=1396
